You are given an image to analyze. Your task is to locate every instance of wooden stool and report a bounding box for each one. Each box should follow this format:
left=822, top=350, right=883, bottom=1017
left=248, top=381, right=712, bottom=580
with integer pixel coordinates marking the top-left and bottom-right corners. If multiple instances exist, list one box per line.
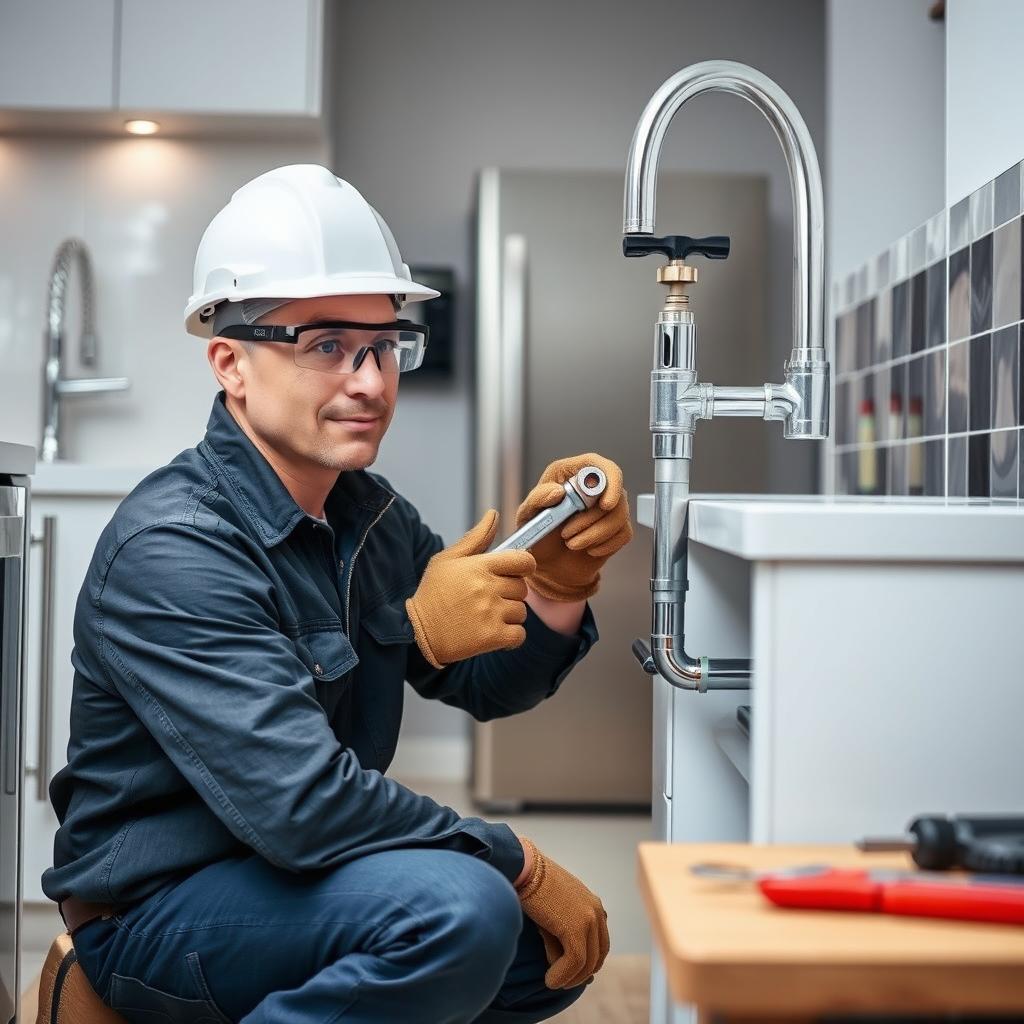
left=35, top=933, right=127, bottom=1024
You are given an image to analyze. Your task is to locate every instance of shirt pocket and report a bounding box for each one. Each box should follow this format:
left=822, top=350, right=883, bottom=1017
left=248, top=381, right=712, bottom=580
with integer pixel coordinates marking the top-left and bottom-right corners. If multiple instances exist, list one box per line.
left=360, top=600, right=415, bottom=646
left=292, top=625, right=359, bottom=682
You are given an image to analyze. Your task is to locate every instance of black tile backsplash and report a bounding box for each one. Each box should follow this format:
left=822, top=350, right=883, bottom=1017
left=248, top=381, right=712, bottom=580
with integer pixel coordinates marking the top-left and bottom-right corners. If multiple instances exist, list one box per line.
left=948, top=340, right=969, bottom=433
left=892, top=278, right=910, bottom=359
left=948, top=435, right=967, bottom=496
left=924, top=438, right=945, bottom=497
left=968, top=432, right=990, bottom=496
left=950, top=196, right=969, bottom=251
left=926, top=260, right=946, bottom=349
left=833, top=158, right=1024, bottom=501
left=948, top=246, right=970, bottom=342
left=890, top=443, right=907, bottom=496
left=911, top=270, right=927, bottom=353
left=970, top=333, right=991, bottom=431
left=992, top=326, right=1019, bottom=429
left=925, top=347, right=945, bottom=437
left=992, top=217, right=1021, bottom=328
left=991, top=426, right=1018, bottom=498
left=890, top=360, right=907, bottom=440
left=875, top=288, right=892, bottom=364
left=995, top=162, right=1021, bottom=228
left=1020, top=324, right=1024, bottom=426
left=971, top=233, right=993, bottom=335
left=874, top=367, right=890, bottom=442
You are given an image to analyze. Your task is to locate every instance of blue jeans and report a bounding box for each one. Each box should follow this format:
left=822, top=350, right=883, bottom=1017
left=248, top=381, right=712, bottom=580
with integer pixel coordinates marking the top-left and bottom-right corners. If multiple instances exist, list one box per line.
left=70, top=848, right=588, bottom=1023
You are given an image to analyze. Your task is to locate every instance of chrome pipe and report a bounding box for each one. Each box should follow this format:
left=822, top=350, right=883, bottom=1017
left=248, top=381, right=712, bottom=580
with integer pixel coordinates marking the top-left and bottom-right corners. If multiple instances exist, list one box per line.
left=625, top=60, right=827, bottom=694
left=642, top=456, right=751, bottom=692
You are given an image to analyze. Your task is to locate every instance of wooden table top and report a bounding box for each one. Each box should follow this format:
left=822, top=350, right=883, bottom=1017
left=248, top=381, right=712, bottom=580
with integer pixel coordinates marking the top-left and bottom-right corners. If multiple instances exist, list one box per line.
left=637, top=842, right=1024, bottom=1018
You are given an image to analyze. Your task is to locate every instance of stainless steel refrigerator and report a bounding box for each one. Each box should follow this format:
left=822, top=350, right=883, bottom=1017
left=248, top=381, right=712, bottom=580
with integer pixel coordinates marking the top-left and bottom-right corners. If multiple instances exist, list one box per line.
left=472, top=168, right=768, bottom=809
left=1, top=443, right=34, bottom=1024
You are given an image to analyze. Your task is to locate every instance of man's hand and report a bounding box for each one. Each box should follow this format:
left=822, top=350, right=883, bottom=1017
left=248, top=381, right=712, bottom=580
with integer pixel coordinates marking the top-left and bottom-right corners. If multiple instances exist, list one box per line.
left=405, top=509, right=536, bottom=668
left=514, top=836, right=610, bottom=989
left=515, top=453, right=633, bottom=602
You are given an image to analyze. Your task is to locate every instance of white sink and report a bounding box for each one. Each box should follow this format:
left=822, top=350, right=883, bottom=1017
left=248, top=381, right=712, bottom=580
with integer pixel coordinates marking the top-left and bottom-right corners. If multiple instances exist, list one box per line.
left=636, top=492, right=1024, bottom=562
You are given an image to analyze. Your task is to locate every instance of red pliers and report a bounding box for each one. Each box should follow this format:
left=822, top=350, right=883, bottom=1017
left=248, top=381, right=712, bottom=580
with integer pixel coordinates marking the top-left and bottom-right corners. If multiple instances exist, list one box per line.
left=691, top=863, right=1024, bottom=925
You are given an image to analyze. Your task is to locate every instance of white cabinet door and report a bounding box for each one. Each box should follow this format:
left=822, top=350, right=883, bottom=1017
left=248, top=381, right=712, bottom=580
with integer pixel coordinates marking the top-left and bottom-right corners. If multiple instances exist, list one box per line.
left=118, top=0, right=321, bottom=115
left=0, top=0, right=116, bottom=109
left=22, top=496, right=122, bottom=904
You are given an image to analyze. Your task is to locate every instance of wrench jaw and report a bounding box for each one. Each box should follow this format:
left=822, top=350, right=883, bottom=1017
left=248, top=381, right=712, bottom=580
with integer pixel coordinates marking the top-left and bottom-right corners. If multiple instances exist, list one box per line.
left=492, top=464, right=608, bottom=552
left=564, top=465, right=607, bottom=509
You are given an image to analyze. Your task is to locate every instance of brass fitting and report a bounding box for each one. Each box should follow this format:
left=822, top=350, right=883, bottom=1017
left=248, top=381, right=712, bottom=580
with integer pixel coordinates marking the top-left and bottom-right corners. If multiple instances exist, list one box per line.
left=657, top=259, right=697, bottom=312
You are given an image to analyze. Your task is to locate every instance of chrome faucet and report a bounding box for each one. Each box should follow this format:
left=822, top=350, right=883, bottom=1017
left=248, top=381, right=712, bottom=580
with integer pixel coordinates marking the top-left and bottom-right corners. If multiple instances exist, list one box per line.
left=627, top=61, right=829, bottom=692
left=41, top=238, right=129, bottom=462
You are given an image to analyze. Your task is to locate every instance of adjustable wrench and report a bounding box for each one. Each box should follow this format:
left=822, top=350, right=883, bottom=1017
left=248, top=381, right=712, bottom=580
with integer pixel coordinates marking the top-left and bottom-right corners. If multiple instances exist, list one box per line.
left=493, top=466, right=608, bottom=552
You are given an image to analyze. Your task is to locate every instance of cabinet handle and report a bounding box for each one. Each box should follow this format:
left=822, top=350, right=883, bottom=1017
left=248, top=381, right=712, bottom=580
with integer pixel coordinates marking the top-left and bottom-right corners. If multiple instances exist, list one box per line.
left=30, top=515, right=56, bottom=803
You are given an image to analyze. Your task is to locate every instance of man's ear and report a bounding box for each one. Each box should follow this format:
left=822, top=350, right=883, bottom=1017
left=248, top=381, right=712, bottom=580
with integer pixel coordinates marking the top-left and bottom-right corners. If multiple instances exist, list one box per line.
left=208, top=338, right=247, bottom=399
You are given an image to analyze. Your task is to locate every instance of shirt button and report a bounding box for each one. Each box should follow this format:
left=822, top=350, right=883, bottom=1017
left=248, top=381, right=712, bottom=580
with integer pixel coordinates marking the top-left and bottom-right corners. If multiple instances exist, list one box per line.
left=314, top=662, right=323, bottom=674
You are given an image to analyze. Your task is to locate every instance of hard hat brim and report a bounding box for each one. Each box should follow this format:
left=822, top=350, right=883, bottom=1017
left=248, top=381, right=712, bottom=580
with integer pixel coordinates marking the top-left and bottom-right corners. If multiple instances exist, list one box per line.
left=185, top=274, right=440, bottom=339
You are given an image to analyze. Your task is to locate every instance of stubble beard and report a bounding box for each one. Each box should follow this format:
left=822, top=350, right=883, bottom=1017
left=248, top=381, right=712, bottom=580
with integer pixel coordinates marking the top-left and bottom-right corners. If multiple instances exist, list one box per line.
left=307, top=422, right=381, bottom=472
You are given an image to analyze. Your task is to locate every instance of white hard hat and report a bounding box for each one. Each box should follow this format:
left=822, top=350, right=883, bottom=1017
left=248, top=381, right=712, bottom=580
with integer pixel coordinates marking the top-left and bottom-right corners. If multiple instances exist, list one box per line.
left=184, top=164, right=439, bottom=339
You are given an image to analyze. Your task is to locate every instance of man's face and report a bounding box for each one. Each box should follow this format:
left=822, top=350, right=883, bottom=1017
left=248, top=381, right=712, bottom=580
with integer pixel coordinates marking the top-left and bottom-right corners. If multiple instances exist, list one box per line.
left=218, top=293, right=400, bottom=473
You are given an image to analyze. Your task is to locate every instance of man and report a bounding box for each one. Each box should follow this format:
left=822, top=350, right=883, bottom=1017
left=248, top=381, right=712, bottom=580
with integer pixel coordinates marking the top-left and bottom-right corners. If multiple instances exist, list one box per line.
left=42, top=164, right=633, bottom=1023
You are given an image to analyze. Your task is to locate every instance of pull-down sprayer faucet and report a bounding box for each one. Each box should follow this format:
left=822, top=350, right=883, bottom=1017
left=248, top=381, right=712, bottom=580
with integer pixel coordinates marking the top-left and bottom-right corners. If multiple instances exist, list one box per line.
left=41, top=238, right=130, bottom=462
left=626, top=60, right=829, bottom=692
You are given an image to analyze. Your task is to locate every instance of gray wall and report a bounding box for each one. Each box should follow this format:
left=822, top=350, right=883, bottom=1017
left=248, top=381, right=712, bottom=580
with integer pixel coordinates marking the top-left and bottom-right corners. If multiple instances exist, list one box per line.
left=825, top=0, right=945, bottom=281
left=329, top=0, right=826, bottom=748
left=947, top=0, right=1024, bottom=203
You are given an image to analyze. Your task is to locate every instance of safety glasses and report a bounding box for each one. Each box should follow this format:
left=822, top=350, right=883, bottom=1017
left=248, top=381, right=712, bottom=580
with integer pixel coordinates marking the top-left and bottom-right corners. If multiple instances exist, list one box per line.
left=217, top=319, right=429, bottom=375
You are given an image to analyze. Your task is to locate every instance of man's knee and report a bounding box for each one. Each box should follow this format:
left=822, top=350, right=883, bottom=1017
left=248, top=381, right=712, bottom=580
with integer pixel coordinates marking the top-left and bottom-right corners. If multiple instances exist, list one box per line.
left=363, top=850, right=522, bottom=969
left=445, top=855, right=523, bottom=967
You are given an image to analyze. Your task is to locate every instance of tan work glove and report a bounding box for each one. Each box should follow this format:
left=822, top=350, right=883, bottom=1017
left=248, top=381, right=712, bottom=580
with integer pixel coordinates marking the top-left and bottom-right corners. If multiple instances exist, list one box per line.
left=515, top=836, right=610, bottom=989
left=514, top=452, right=633, bottom=602
left=405, top=509, right=536, bottom=669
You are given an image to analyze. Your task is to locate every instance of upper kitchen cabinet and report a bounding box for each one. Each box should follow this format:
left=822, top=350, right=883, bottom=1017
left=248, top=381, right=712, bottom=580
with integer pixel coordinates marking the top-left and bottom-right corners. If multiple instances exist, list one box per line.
left=0, top=0, right=329, bottom=140
left=118, top=0, right=322, bottom=116
left=0, top=0, right=117, bottom=109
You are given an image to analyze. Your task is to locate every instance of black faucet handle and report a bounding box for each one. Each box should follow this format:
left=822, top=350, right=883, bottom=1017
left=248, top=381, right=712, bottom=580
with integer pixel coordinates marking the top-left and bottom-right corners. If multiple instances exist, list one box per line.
left=622, top=233, right=731, bottom=262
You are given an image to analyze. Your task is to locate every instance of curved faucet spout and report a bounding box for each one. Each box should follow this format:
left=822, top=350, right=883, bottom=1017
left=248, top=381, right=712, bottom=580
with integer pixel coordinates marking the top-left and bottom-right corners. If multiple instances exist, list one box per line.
left=41, top=238, right=129, bottom=462
left=623, top=59, right=825, bottom=361
left=625, top=61, right=828, bottom=696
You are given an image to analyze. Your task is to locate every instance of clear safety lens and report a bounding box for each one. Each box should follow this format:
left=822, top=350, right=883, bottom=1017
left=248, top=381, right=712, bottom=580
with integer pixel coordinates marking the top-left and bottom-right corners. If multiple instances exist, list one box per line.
left=293, top=325, right=426, bottom=375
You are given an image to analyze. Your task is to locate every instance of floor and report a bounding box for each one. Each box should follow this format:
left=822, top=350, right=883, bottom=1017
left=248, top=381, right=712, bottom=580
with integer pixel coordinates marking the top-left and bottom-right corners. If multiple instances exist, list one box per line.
left=18, top=775, right=653, bottom=1023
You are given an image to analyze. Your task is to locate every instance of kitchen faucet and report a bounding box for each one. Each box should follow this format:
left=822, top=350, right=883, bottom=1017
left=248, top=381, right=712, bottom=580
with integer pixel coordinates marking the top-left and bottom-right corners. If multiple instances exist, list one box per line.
left=627, top=61, right=829, bottom=692
left=41, top=238, right=129, bottom=462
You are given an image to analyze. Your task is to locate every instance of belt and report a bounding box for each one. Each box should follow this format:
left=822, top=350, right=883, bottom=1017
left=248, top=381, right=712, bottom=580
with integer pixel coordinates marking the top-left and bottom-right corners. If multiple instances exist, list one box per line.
left=59, top=895, right=118, bottom=937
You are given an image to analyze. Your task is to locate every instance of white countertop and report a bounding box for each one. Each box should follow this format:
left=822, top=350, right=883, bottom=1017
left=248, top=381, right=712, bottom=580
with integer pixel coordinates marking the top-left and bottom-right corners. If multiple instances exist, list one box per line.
left=636, top=492, right=1024, bottom=562
left=0, top=440, right=36, bottom=476
left=30, top=461, right=157, bottom=497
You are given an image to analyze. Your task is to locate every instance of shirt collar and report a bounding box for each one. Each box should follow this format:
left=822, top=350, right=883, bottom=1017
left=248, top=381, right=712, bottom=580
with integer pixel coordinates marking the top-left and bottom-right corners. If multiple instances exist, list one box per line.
left=199, top=390, right=394, bottom=548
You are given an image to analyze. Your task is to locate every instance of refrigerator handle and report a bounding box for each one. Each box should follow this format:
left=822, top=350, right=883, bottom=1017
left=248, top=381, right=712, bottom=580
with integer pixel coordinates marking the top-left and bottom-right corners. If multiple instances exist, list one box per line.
left=30, top=515, right=56, bottom=802
left=500, top=234, right=528, bottom=529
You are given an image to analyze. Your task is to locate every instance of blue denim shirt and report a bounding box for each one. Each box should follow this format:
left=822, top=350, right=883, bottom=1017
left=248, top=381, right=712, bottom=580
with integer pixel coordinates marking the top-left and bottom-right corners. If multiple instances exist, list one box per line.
left=42, top=391, right=598, bottom=906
